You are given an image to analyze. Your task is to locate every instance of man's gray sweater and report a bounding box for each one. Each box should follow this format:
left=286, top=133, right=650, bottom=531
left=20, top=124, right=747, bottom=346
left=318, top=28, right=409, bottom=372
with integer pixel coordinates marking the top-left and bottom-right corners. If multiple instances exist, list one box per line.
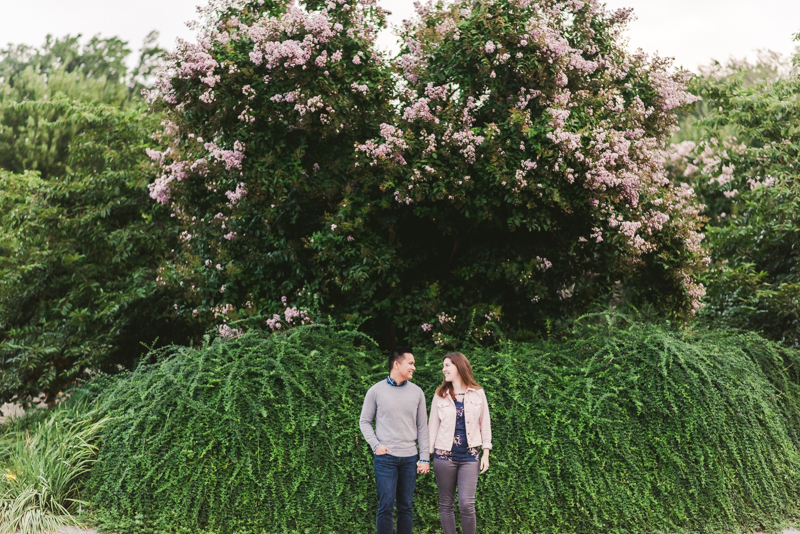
left=359, top=379, right=430, bottom=461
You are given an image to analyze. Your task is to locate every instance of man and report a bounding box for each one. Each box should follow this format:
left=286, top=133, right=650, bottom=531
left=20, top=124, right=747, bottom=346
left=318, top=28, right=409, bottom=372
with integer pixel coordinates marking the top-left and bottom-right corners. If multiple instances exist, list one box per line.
left=360, top=347, right=430, bottom=534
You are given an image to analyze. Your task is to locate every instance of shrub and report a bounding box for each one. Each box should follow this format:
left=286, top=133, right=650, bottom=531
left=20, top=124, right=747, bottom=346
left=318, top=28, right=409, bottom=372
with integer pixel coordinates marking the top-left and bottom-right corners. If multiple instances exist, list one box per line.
left=0, top=33, right=164, bottom=180
left=0, top=407, right=106, bottom=534
left=0, top=100, right=200, bottom=405
left=0, top=34, right=197, bottom=405
left=87, top=321, right=800, bottom=533
left=146, top=0, right=707, bottom=347
left=665, top=39, right=800, bottom=345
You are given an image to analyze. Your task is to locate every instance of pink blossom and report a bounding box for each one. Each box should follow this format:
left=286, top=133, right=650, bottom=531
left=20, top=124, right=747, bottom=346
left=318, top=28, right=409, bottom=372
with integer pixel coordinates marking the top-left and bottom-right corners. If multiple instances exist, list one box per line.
left=146, top=148, right=166, bottom=164
left=351, top=82, right=368, bottom=95
left=357, top=124, right=410, bottom=165
left=547, top=108, right=570, bottom=128
left=205, top=142, right=245, bottom=170
left=199, top=89, right=215, bottom=103
left=249, top=38, right=312, bottom=69
left=225, top=182, right=247, bottom=203
left=536, top=256, right=552, bottom=270
left=218, top=324, right=242, bottom=338
left=148, top=175, right=174, bottom=204
left=649, top=69, right=699, bottom=111
left=402, top=98, right=436, bottom=123
left=267, top=314, right=282, bottom=330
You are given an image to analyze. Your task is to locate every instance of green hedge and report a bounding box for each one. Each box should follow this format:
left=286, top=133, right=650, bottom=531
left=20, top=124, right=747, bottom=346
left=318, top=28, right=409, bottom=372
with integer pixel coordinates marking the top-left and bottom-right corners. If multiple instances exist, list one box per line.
left=87, top=322, right=800, bottom=533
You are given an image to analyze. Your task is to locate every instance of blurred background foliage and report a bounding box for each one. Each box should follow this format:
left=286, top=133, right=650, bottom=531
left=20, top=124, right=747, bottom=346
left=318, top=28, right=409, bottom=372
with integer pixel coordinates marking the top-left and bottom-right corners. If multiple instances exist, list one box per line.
left=0, top=34, right=200, bottom=406
left=665, top=41, right=800, bottom=345
left=0, top=32, right=164, bottom=179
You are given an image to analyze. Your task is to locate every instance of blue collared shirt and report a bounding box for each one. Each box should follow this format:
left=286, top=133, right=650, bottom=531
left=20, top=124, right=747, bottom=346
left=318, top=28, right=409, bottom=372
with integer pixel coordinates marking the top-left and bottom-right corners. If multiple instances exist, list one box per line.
left=386, top=375, right=408, bottom=387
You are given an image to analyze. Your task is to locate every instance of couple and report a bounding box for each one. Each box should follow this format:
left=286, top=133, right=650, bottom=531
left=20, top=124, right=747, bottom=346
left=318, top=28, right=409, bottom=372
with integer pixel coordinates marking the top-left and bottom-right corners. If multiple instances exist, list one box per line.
left=359, top=348, right=492, bottom=534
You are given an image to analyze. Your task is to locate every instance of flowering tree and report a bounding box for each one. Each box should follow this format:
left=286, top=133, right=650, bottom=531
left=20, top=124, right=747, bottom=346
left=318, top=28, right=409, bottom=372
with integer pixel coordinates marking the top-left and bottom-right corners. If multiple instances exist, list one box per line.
left=149, top=0, right=706, bottom=345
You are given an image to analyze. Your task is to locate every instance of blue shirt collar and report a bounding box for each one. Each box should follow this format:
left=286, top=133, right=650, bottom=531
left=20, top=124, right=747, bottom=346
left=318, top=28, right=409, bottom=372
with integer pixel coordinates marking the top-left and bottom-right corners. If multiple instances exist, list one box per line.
left=386, top=375, right=408, bottom=387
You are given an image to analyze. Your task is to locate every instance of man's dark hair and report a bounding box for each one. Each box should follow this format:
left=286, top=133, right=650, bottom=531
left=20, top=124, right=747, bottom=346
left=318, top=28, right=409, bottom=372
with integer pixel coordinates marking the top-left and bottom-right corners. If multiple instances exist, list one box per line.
left=388, top=347, right=413, bottom=372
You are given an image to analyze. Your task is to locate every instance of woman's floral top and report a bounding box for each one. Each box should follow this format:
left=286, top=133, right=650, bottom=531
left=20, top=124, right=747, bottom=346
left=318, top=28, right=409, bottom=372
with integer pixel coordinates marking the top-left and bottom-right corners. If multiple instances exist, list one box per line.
left=434, top=396, right=480, bottom=462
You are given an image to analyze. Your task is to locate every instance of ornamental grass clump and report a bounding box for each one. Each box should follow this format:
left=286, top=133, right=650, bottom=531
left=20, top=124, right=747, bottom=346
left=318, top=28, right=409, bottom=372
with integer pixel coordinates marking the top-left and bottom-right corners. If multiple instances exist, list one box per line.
left=87, top=321, right=800, bottom=533
left=0, top=409, right=106, bottom=534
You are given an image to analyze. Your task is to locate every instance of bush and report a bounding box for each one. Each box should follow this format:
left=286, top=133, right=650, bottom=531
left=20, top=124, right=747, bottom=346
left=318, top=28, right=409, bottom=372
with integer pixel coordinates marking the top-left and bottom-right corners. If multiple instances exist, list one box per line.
left=146, top=0, right=707, bottom=347
left=0, top=406, right=106, bottom=534
left=0, top=33, right=164, bottom=180
left=0, top=100, right=200, bottom=405
left=87, top=321, right=800, bottom=533
left=665, top=40, right=800, bottom=345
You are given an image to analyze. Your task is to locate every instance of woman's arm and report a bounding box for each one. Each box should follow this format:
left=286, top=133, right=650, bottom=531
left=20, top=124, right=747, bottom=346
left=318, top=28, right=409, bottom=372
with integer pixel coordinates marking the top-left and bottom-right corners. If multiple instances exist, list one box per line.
left=479, top=389, right=492, bottom=451
left=480, top=448, right=490, bottom=473
left=480, top=389, right=492, bottom=473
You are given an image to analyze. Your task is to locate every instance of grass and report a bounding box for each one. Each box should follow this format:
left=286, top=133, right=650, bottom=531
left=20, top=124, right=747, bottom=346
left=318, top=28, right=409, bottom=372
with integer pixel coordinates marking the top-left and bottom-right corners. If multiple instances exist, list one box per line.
left=0, top=408, right=106, bottom=534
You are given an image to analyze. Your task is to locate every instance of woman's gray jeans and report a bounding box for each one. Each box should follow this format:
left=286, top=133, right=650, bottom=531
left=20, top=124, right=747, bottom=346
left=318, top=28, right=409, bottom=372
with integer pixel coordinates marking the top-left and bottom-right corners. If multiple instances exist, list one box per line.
left=432, top=458, right=480, bottom=534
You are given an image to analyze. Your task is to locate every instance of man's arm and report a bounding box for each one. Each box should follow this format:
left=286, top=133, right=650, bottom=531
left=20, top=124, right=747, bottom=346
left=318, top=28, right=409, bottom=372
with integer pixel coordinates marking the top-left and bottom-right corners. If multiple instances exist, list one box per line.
left=358, top=387, right=381, bottom=451
left=416, top=390, right=430, bottom=462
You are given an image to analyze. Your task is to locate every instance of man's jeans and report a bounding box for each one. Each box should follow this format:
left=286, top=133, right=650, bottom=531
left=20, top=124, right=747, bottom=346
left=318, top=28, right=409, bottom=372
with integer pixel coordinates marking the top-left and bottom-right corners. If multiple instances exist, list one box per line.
left=373, top=453, right=417, bottom=534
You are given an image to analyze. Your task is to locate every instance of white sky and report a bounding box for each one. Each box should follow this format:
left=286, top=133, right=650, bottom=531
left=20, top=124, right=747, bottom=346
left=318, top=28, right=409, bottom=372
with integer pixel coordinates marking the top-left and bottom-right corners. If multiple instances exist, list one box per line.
left=1, top=0, right=798, bottom=72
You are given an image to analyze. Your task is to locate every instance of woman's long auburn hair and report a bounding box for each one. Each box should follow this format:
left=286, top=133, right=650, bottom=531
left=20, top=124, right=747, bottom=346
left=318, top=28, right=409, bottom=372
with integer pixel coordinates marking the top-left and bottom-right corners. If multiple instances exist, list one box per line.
left=436, top=352, right=482, bottom=398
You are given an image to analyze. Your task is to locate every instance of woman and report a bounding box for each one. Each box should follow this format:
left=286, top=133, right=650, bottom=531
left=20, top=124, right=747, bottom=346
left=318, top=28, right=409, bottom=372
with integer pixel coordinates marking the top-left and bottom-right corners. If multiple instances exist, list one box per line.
left=428, top=352, right=492, bottom=534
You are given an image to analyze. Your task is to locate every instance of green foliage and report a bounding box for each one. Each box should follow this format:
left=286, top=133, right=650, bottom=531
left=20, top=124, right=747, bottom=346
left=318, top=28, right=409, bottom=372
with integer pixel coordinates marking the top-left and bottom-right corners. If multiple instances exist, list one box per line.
left=0, top=406, right=106, bottom=534
left=0, top=100, right=197, bottom=405
left=665, top=43, right=800, bottom=344
left=149, top=0, right=707, bottom=348
left=87, top=322, right=800, bottom=533
left=0, top=32, right=165, bottom=179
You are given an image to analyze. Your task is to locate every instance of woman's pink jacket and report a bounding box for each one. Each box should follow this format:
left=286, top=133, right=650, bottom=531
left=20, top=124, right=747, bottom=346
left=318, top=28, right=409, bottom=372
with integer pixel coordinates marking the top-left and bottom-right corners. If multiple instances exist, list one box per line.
left=428, top=387, right=492, bottom=453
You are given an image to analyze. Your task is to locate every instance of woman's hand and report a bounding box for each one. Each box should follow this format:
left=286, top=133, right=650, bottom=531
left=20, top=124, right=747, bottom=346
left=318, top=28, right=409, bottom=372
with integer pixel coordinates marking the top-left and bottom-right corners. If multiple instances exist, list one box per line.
left=480, top=451, right=490, bottom=473
left=375, top=445, right=391, bottom=455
